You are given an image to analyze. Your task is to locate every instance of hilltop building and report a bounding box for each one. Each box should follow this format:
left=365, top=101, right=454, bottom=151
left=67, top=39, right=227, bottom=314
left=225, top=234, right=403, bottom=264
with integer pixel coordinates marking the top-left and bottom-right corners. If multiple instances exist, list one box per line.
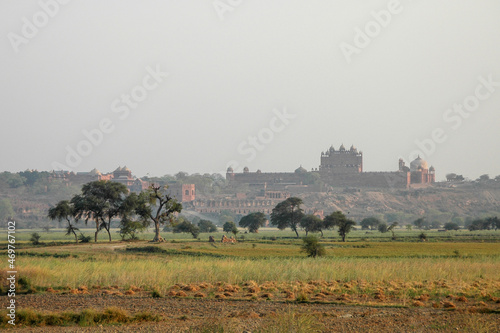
left=400, top=156, right=435, bottom=184
left=226, top=144, right=435, bottom=189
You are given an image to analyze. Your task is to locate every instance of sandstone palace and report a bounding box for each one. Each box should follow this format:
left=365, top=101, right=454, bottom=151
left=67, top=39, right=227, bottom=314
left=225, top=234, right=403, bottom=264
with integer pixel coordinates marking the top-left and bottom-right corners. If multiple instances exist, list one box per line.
left=226, top=144, right=435, bottom=189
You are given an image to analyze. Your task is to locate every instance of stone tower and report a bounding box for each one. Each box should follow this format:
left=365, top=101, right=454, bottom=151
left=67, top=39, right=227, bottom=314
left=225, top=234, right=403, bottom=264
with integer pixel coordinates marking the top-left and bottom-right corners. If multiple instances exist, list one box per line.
left=319, top=144, right=363, bottom=174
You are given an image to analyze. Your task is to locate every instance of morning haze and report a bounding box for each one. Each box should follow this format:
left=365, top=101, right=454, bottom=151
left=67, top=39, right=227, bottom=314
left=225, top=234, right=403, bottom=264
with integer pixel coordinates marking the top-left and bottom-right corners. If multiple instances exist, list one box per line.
left=2, top=1, right=500, bottom=331
left=1, top=0, right=499, bottom=179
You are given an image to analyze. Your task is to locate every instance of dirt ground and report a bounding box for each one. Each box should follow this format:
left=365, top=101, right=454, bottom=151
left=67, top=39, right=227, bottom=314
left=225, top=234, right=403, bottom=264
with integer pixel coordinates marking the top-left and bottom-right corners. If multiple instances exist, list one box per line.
left=5, top=294, right=500, bottom=332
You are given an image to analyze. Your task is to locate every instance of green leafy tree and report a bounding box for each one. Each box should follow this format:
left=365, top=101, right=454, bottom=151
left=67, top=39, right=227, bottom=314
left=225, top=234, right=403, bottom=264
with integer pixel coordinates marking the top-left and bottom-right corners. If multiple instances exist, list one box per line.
left=378, top=223, right=388, bottom=233
left=119, top=219, right=147, bottom=240
left=198, top=219, right=218, bottom=233
left=300, top=214, right=324, bottom=236
left=0, top=172, right=26, bottom=188
left=223, top=221, right=238, bottom=235
left=0, top=198, right=15, bottom=222
left=361, top=217, right=381, bottom=230
left=174, top=220, right=200, bottom=239
left=486, top=216, right=500, bottom=230
left=30, top=232, right=41, bottom=245
left=444, top=222, right=460, bottom=231
left=135, top=185, right=183, bottom=242
left=270, top=197, right=304, bottom=238
left=239, top=212, right=266, bottom=233
left=18, top=170, right=49, bottom=186
left=324, top=211, right=356, bottom=242
left=387, top=222, right=399, bottom=239
left=478, top=174, right=490, bottom=181
left=301, top=236, right=326, bottom=258
left=467, top=218, right=499, bottom=231
left=413, top=217, right=428, bottom=230
left=48, top=200, right=79, bottom=243
left=117, top=192, right=148, bottom=240
left=71, top=180, right=129, bottom=242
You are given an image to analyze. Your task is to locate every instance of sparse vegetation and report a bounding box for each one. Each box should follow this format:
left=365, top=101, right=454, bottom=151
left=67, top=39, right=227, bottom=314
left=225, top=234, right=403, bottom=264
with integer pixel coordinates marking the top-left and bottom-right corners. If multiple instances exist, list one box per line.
left=78, top=233, right=91, bottom=243
left=300, top=236, right=326, bottom=258
left=5, top=210, right=500, bottom=331
left=30, top=232, right=41, bottom=245
left=0, top=307, right=160, bottom=328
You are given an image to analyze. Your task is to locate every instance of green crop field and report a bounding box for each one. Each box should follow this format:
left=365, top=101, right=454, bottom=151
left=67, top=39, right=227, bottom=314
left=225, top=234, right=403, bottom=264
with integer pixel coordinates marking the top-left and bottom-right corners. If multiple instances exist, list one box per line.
left=1, top=228, right=500, bottom=331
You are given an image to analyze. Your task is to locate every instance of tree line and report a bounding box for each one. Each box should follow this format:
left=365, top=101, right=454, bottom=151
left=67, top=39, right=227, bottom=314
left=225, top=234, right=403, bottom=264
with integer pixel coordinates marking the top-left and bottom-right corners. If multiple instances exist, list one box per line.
left=256, top=197, right=356, bottom=242
left=48, top=181, right=181, bottom=243
left=48, top=181, right=499, bottom=244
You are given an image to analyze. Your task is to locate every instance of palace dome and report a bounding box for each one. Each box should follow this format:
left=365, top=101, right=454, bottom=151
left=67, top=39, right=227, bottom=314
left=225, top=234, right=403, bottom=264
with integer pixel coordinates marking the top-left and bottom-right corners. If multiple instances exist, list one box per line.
left=89, top=168, right=101, bottom=175
left=295, top=166, right=307, bottom=173
left=410, top=156, right=428, bottom=172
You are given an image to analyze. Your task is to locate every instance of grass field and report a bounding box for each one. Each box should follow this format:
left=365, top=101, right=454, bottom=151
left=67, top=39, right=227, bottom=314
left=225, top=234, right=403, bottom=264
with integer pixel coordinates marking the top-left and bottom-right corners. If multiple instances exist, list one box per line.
left=5, top=227, right=500, bottom=243
left=2, top=228, right=499, bottom=291
left=1, top=228, right=499, bottom=330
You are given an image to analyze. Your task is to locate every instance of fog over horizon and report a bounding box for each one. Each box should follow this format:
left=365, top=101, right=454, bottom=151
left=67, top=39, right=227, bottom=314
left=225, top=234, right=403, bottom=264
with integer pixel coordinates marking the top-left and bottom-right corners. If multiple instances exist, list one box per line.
left=1, top=0, right=499, bottom=181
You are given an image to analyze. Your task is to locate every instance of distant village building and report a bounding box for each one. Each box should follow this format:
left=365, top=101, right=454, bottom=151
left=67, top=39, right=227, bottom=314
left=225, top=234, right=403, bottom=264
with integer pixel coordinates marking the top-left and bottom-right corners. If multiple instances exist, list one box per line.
left=167, top=183, right=196, bottom=202
left=49, top=167, right=196, bottom=203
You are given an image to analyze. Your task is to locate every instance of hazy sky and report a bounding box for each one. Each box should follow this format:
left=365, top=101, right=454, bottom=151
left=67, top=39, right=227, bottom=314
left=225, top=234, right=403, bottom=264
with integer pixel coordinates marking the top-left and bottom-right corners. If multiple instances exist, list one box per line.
left=1, top=0, right=499, bottom=180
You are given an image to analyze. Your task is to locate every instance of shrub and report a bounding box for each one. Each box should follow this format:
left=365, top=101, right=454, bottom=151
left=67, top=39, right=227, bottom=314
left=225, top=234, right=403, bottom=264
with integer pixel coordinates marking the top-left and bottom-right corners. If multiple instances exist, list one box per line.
left=78, top=233, right=91, bottom=243
left=295, top=292, right=309, bottom=303
left=300, top=236, right=326, bottom=258
left=18, top=277, right=31, bottom=290
left=261, top=308, right=323, bottom=332
left=30, top=233, right=41, bottom=245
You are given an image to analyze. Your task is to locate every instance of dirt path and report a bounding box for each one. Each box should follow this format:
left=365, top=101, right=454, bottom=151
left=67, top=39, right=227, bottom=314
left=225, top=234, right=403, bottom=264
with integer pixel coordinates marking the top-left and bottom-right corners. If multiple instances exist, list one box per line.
left=6, top=294, right=500, bottom=332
